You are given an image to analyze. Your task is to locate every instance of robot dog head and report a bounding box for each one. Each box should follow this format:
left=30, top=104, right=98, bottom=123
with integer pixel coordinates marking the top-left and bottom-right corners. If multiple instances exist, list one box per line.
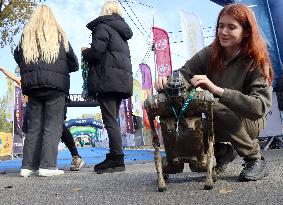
left=166, top=77, right=187, bottom=98
left=165, top=71, right=191, bottom=98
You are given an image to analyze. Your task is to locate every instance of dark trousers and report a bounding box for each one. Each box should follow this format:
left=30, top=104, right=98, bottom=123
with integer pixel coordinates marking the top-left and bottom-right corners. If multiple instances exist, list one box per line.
left=23, top=103, right=79, bottom=158
left=61, top=124, right=79, bottom=157
left=97, top=93, right=123, bottom=155
left=22, top=95, right=65, bottom=170
left=213, top=102, right=265, bottom=159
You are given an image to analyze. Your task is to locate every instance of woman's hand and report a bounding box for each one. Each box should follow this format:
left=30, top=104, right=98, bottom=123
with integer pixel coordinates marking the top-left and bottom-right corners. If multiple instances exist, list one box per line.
left=154, top=76, right=168, bottom=91
left=81, top=47, right=88, bottom=52
left=0, top=66, right=4, bottom=72
left=191, top=75, right=224, bottom=96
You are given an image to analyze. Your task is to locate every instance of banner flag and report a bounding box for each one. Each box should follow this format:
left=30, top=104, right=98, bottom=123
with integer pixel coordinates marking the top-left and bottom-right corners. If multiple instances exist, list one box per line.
left=139, top=63, right=153, bottom=128
left=180, top=10, right=205, bottom=59
left=132, top=79, right=142, bottom=117
left=124, top=98, right=134, bottom=134
left=119, top=98, right=134, bottom=134
left=81, top=48, right=90, bottom=99
left=140, top=63, right=153, bottom=90
left=119, top=101, right=128, bottom=134
left=152, top=27, right=172, bottom=77
left=14, top=86, right=23, bottom=132
left=13, top=86, right=24, bottom=155
left=6, top=78, right=14, bottom=122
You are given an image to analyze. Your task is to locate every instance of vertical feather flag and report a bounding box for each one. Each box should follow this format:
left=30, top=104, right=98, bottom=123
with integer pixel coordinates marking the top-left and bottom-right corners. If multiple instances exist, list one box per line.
left=152, top=27, right=172, bottom=77
left=124, top=98, right=134, bottom=134
left=6, top=78, right=14, bottom=122
left=140, top=63, right=153, bottom=129
left=13, top=85, right=24, bottom=155
left=180, top=10, right=205, bottom=59
left=132, top=79, right=142, bottom=117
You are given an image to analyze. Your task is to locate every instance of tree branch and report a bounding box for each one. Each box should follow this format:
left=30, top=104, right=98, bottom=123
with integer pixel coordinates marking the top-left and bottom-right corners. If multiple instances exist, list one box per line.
left=0, top=0, right=13, bottom=21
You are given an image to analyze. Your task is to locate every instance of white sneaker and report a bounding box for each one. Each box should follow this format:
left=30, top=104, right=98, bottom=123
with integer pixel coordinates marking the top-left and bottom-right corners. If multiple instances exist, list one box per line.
left=38, top=168, right=64, bottom=177
left=20, top=169, right=38, bottom=177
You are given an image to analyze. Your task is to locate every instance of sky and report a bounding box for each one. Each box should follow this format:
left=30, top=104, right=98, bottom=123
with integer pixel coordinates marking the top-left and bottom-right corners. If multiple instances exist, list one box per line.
left=0, top=0, right=222, bottom=119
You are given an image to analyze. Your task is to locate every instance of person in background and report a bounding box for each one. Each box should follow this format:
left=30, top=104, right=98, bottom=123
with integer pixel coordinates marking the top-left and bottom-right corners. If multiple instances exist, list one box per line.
left=155, top=3, right=273, bottom=181
left=0, top=66, right=84, bottom=172
left=82, top=1, right=133, bottom=174
left=62, top=103, right=85, bottom=171
left=13, top=5, right=79, bottom=177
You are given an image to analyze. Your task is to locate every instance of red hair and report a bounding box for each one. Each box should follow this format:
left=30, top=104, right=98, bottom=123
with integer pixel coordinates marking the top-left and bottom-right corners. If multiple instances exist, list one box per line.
left=209, top=4, right=274, bottom=85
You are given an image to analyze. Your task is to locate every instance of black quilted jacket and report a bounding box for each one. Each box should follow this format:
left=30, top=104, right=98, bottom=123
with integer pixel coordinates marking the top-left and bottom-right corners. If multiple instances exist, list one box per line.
left=82, top=14, right=133, bottom=99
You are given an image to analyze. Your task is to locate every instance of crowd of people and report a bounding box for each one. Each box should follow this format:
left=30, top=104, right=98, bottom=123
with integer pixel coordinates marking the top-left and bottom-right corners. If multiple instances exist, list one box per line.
left=0, top=1, right=274, bottom=183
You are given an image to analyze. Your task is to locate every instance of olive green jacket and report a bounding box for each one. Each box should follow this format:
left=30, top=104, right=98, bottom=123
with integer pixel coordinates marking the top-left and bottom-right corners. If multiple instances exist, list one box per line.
left=179, top=46, right=272, bottom=121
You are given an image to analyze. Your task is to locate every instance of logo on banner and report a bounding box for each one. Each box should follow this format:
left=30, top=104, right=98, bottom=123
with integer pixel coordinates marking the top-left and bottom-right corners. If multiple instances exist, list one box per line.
left=155, top=39, right=168, bottom=50
left=158, top=64, right=171, bottom=77
left=152, top=27, right=172, bottom=77
left=15, top=87, right=22, bottom=131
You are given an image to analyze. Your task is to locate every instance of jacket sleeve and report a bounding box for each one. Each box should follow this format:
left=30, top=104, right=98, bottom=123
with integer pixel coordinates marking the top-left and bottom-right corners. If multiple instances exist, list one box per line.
left=179, top=47, right=210, bottom=82
left=82, top=26, right=109, bottom=63
left=219, top=68, right=272, bottom=120
left=66, top=42, right=79, bottom=73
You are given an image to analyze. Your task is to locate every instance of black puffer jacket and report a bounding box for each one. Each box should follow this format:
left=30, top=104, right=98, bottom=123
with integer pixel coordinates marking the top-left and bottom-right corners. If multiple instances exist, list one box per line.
left=14, top=42, right=79, bottom=95
left=82, top=14, right=133, bottom=99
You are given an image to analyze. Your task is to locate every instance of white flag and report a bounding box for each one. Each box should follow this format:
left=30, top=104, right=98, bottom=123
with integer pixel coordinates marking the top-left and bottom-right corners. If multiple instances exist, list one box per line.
left=180, top=10, right=205, bottom=59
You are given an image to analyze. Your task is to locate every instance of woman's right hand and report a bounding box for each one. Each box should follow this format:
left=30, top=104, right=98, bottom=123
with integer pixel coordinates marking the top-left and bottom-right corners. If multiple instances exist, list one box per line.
left=81, top=47, right=88, bottom=52
left=154, top=76, right=168, bottom=91
left=0, top=66, right=4, bottom=72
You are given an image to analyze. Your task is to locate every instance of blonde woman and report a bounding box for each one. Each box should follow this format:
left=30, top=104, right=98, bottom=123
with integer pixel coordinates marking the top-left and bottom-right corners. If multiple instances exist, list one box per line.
left=82, top=1, right=133, bottom=174
left=14, top=5, right=79, bottom=177
left=0, top=66, right=84, bottom=172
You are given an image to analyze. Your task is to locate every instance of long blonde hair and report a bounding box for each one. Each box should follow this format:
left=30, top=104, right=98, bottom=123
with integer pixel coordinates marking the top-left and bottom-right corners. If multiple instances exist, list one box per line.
left=19, top=5, right=69, bottom=64
left=100, top=1, right=122, bottom=16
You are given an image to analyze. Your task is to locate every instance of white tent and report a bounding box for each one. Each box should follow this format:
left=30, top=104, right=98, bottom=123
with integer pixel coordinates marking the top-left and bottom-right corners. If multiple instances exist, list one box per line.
left=259, top=92, right=282, bottom=138
left=258, top=92, right=283, bottom=149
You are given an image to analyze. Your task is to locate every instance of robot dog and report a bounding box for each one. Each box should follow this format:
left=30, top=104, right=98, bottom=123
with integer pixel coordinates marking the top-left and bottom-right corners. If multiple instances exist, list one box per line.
left=145, top=72, right=216, bottom=192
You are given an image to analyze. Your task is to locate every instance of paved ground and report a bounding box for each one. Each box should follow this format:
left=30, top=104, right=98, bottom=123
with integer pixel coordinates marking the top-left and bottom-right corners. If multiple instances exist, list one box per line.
left=0, top=147, right=158, bottom=172
left=0, top=149, right=283, bottom=205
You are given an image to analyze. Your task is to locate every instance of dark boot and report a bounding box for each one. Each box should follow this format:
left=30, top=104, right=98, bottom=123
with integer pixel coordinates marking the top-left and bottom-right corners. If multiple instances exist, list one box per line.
left=214, top=143, right=237, bottom=174
left=239, top=157, right=267, bottom=181
left=94, top=153, right=125, bottom=174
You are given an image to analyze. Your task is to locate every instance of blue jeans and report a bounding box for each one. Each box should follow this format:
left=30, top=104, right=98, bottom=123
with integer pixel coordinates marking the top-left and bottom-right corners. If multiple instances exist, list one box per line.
left=22, top=95, right=65, bottom=170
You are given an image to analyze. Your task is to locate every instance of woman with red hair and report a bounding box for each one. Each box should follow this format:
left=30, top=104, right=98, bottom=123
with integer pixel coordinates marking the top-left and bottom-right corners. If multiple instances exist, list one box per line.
left=155, top=4, right=273, bottom=181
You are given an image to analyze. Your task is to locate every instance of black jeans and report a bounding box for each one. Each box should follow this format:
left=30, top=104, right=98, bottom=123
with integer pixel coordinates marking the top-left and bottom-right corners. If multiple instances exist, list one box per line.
left=23, top=102, right=79, bottom=157
left=61, top=124, right=79, bottom=157
left=22, top=95, right=65, bottom=170
left=97, top=93, right=123, bottom=155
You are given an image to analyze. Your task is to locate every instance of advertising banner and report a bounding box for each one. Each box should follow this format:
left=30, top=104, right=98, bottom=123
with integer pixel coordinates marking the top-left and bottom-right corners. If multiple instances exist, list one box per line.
left=124, top=98, right=134, bottom=134
left=140, top=63, right=153, bottom=129
left=13, top=86, right=24, bottom=155
left=6, top=78, right=14, bottom=122
left=132, top=79, right=142, bottom=117
left=81, top=51, right=89, bottom=98
left=0, top=132, right=13, bottom=157
left=152, top=27, right=172, bottom=77
left=119, top=101, right=128, bottom=134
left=180, top=10, right=205, bottom=59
